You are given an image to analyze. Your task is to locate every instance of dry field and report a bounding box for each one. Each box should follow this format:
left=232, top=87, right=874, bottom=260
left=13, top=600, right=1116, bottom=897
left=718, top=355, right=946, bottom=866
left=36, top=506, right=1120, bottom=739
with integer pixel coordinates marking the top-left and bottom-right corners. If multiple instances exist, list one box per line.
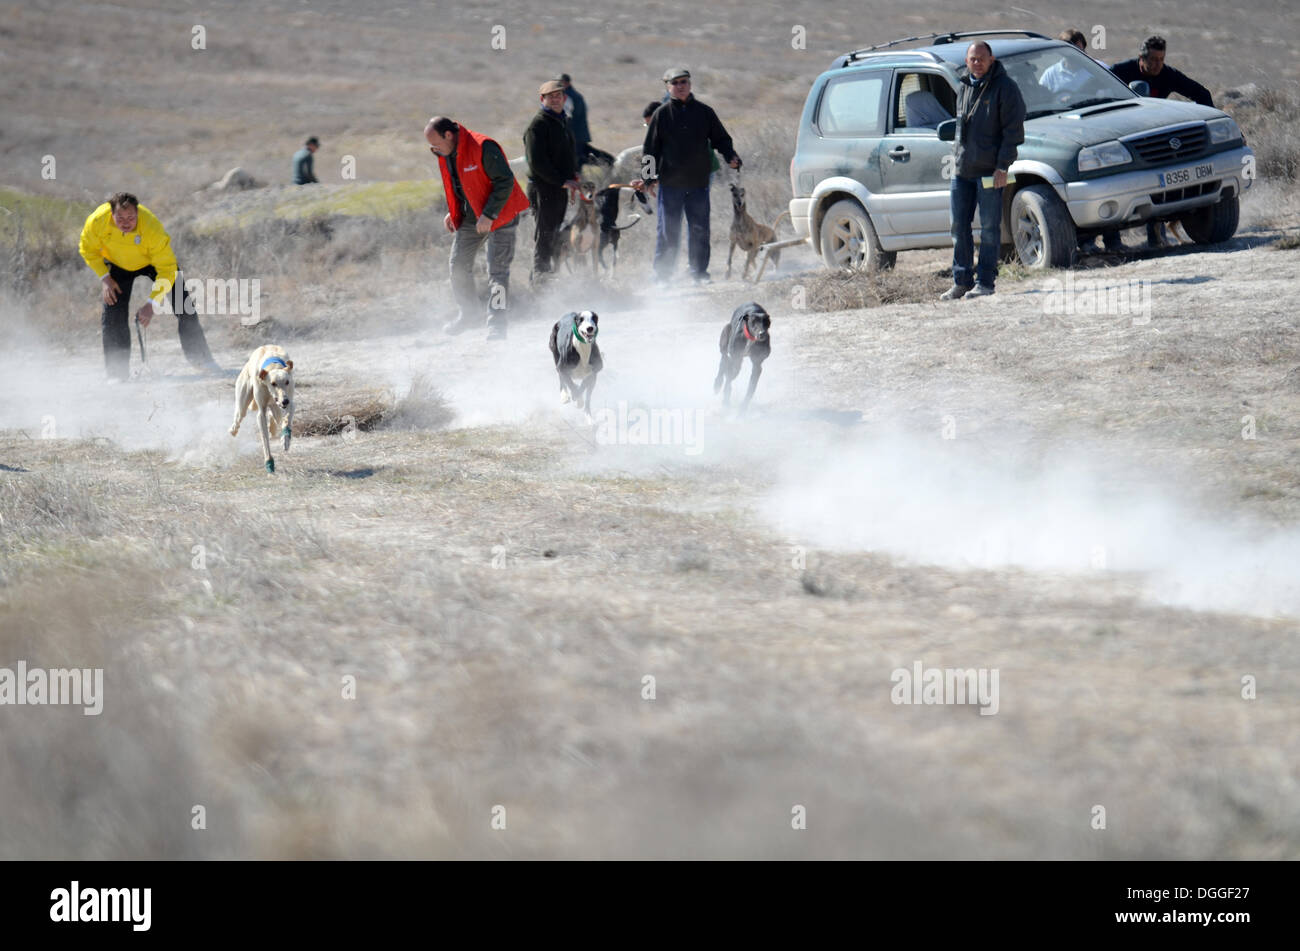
left=2, top=0, right=1300, bottom=859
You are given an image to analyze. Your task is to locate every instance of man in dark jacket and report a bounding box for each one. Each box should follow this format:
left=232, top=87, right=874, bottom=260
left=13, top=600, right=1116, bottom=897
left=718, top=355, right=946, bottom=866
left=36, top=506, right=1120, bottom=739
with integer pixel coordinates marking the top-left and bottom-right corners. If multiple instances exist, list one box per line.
left=1112, top=36, right=1213, bottom=248
left=292, top=137, right=320, bottom=185
left=1111, top=36, right=1213, bottom=106
left=559, top=73, right=591, bottom=168
left=633, top=67, right=741, bottom=284
left=524, top=80, right=581, bottom=279
left=941, top=43, right=1026, bottom=300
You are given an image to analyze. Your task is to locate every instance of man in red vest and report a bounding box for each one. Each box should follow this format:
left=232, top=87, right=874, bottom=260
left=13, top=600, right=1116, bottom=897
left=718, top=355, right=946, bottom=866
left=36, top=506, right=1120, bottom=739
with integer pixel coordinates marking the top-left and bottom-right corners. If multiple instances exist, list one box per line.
left=426, top=116, right=531, bottom=341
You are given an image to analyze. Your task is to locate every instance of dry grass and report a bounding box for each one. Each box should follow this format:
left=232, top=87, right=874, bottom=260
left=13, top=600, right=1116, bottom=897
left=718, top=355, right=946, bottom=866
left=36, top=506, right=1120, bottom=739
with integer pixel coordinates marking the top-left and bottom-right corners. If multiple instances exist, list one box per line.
left=767, top=264, right=951, bottom=312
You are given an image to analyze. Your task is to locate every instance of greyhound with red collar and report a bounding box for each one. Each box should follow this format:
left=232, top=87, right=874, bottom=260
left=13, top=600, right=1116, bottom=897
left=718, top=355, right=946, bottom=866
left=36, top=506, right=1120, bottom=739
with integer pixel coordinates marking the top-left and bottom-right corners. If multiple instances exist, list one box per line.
left=230, top=344, right=295, bottom=473
left=714, top=302, right=771, bottom=412
left=549, top=311, right=602, bottom=424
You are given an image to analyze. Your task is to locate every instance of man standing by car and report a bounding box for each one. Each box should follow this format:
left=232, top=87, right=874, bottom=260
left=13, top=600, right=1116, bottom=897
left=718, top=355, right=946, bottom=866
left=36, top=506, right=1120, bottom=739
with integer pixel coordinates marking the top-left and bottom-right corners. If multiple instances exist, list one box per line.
left=1111, top=36, right=1213, bottom=106
left=633, top=67, right=741, bottom=285
left=524, top=80, right=581, bottom=282
left=941, top=42, right=1026, bottom=300
left=426, top=116, right=530, bottom=341
left=1112, top=36, right=1213, bottom=248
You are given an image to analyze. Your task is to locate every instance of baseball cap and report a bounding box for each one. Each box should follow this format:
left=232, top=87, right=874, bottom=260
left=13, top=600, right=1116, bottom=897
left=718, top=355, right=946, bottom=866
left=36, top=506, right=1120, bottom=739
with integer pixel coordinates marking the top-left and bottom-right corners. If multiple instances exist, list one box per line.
left=539, top=80, right=565, bottom=95
left=663, top=67, right=691, bottom=83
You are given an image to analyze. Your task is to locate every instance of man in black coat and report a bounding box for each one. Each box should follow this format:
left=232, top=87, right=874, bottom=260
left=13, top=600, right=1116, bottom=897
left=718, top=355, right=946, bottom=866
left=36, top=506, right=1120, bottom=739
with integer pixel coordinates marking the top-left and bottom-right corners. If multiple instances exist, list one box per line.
left=1111, top=36, right=1213, bottom=106
left=1112, top=36, right=1214, bottom=248
left=524, top=80, right=580, bottom=278
left=941, top=42, right=1026, bottom=300
left=633, top=67, right=741, bottom=285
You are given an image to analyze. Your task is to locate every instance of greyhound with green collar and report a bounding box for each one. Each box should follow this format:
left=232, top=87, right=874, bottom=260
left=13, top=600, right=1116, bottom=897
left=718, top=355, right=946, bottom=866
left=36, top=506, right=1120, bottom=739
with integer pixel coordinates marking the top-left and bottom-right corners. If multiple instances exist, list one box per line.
left=230, top=344, right=295, bottom=473
left=549, top=311, right=601, bottom=425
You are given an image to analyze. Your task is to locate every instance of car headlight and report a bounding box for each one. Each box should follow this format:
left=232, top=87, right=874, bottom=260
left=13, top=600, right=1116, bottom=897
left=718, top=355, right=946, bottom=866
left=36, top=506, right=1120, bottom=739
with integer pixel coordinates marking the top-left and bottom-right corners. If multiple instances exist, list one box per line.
left=1206, top=117, right=1242, bottom=144
left=1077, top=141, right=1132, bottom=171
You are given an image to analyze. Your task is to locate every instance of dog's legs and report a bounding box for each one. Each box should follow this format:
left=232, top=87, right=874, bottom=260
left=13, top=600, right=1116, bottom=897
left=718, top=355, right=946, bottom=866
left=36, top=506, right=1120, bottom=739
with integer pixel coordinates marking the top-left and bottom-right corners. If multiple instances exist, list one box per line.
left=557, top=369, right=574, bottom=404
left=740, top=362, right=763, bottom=413
left=726, top=241, right=736, bottom=280
left=229, top=375, right=253, bottom=436
left=714, top=355, right=728, bottom=395
left=283, top=402, right=293, bottom=452
left=255, top=396, right=276, bottom=473
left=267, top=402, right=283, bottom=439
left=744, top=247, right=759, bottom=281
left=578, top=375, right=596, bottom=425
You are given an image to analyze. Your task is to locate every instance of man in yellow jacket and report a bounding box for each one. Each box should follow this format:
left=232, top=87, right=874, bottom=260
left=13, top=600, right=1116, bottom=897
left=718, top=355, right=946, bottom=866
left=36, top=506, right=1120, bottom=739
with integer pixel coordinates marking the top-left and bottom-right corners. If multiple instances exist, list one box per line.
left=78, top=192, right=219, bottom=381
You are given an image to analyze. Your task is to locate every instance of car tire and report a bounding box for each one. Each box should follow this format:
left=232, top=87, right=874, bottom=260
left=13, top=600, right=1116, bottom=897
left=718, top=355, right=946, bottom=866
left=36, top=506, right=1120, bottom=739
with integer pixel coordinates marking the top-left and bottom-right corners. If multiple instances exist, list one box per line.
left=819, top=199, right=896, bottom=272
left=1179, top=194, right=1239, bottom=245
left=1010, top=185, right=1076, bottom=269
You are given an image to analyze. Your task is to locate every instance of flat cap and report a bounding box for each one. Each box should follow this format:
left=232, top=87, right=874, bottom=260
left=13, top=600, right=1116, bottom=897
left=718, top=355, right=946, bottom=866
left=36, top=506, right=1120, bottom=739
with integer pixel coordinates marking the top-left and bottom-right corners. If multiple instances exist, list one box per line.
left=663, top=67, right=691, bottom=82
left=539, top=79, right=565, bottom=95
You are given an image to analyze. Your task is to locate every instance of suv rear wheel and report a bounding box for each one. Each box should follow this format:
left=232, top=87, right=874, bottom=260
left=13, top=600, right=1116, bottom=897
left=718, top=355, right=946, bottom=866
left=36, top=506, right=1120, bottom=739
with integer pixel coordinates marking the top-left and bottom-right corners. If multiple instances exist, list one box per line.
left=1010, top=185, right=1076, bottom=269
left=819, top=200, right=896, bottom=272
left=1179, top=194, right=1239, bottom=245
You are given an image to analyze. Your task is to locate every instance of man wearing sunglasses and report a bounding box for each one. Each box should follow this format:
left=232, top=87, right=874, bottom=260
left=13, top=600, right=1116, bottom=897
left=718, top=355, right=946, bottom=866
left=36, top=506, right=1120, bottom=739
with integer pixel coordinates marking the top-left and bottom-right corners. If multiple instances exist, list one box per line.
left=633, top=68, right=742, bottom=285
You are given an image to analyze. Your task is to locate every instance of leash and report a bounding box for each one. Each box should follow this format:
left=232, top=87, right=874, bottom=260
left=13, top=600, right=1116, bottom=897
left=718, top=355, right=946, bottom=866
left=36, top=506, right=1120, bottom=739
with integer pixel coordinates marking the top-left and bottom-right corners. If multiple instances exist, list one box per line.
left=134, top=314, right=149, bottom=377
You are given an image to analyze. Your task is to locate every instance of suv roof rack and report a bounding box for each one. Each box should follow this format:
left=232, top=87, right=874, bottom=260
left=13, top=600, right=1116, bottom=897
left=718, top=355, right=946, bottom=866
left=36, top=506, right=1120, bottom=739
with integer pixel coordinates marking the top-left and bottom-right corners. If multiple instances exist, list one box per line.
left=838, top=30, right=1052, bottom=65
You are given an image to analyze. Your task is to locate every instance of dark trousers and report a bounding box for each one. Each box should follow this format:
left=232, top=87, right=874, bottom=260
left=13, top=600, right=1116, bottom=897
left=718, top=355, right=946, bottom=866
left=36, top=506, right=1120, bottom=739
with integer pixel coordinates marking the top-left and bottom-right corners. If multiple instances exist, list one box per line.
left=528, top=180, right=568, bottom=274
left=654, top=184, right=711, bottom=279
left=949, top=175, right=1002, bottom=289
left=101, top=263, right=214, bottom=379
left=449, top=213, right=517, bottom=331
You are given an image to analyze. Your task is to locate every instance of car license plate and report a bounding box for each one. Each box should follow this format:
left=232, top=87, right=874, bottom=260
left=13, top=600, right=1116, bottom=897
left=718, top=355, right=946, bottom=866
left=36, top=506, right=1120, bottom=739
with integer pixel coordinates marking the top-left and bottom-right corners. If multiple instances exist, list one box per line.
left=1159, top=163, right=1213, bottom=188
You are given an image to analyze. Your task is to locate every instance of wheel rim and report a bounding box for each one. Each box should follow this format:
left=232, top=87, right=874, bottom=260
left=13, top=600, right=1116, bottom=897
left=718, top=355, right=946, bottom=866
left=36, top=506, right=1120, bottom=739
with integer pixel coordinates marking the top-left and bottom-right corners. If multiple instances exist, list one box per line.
left=828, top=215, right=867, bottom=269
left=1014, top=206, right=1045, bottom=267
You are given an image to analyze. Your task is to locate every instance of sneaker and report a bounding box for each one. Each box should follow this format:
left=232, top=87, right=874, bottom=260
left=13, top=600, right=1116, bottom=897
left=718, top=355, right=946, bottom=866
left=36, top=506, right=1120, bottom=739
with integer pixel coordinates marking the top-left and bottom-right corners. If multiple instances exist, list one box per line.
left=1102, top=234, right=1124, bottom=252
left=966, top=284, right=996, bottom=298
left=691, top=272, right=713, bottom=286
left=939, top=284, right=971, bottom=301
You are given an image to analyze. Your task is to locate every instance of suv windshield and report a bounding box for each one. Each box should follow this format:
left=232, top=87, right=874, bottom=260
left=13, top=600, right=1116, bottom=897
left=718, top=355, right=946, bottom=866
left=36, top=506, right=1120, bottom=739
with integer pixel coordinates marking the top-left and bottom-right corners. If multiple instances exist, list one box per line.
left=999, top=46, right=1135, bottom=118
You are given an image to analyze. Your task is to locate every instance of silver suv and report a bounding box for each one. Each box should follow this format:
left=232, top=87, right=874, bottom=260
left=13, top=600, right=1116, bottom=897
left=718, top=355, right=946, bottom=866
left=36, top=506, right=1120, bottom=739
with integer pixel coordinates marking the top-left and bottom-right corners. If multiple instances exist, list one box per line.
left=789, top=31, right=1255, bottom=270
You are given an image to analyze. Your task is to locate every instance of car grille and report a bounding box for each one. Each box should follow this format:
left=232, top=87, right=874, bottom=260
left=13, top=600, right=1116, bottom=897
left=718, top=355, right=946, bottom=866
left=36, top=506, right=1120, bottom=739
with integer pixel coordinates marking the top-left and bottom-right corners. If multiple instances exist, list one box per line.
left=1151, top=180, right=1220, bottom=204
left=1127, top=125, right=1208, bottom=164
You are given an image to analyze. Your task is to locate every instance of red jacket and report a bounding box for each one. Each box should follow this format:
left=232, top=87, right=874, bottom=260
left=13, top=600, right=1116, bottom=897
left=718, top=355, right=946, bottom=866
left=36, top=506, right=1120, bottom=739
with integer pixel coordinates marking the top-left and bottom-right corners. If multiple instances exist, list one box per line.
left=438, top=127, right=529, bottom=231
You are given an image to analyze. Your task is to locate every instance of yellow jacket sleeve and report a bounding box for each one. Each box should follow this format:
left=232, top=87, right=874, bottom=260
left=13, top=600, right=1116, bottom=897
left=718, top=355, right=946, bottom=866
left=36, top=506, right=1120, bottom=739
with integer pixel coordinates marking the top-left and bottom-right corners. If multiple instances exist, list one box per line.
left=77, top=203, right=113, bottom=279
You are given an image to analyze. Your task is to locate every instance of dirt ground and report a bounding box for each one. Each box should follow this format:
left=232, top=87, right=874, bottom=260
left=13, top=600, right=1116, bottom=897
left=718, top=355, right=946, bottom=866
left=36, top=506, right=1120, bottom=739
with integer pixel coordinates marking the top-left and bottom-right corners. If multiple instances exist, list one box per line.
left=2, top=1, right=1300, bottom=859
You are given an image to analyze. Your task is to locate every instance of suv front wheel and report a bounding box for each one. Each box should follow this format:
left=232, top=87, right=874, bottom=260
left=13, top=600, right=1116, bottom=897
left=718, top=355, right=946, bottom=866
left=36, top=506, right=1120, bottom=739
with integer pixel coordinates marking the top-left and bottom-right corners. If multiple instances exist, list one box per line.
left=818, top=200, right=896, bottom=272
left=1010, top=185, right=1076, bottom=269
left=1179, top=194, right=1239, bottom=245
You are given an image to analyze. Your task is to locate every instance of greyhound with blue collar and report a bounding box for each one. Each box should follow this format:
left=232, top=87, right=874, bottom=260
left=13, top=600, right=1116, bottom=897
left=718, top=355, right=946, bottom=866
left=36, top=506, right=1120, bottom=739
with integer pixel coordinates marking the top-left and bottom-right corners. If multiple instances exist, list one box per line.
left=230, top=344, right=295, bottom=473
left=549, top=311, right=601, bottom=424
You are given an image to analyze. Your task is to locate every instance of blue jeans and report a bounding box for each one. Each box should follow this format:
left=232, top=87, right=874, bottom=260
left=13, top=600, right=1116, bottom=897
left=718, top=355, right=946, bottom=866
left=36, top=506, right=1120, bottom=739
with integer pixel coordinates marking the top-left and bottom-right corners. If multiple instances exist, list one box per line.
left=654, top=184, right=711, bottom=279
left=950, top=175, right=1002, bottom=289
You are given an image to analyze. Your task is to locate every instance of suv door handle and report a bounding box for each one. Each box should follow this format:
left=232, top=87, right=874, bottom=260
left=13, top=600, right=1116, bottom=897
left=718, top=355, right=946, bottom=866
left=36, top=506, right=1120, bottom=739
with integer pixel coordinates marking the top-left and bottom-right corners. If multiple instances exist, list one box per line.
left=888, top=146, right=910, bottom=160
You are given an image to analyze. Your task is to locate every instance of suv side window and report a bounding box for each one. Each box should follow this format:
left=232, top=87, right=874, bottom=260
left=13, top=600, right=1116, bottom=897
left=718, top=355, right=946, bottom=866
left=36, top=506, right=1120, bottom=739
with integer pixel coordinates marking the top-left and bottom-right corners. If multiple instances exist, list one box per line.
left=816, top=72, right=886, bottom=137
left=892, top=71, right=956, bottom=132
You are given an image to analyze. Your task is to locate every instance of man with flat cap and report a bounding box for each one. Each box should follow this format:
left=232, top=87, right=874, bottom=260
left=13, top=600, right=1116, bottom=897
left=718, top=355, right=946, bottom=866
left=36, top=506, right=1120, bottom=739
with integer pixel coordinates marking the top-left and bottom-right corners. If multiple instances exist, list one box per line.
left=524, top=80, right=581, bottom=282
left=634, top=67, right=741, bottom=285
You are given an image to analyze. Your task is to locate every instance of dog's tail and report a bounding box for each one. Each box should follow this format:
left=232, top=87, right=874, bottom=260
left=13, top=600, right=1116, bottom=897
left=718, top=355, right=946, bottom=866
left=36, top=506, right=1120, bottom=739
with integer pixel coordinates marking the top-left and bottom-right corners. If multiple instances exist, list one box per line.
left=609, top=214, right=642, bottom=232
left=769, top=209, right=791, bottom=235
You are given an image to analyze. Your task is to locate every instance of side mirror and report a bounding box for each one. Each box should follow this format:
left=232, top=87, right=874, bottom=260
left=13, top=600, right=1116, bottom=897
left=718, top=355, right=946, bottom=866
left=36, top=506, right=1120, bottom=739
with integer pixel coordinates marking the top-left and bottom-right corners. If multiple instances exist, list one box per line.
left=937, top=119, right=957, bottom=142
left=1129, top=80, right=1150, bottom=97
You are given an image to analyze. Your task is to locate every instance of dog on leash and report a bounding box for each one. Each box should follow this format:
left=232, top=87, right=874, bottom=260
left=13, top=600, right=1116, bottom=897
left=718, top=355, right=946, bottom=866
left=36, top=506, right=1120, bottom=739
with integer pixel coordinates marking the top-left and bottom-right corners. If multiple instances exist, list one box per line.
left=726, top=184, right=789, bottom=281
left=549, top=311, right=602, bottom=424
left=596, top=185, right=651, bottom=273
left=561, top=180, right=600, bottom=274
left=230, top=344, right=295, bottom=473
left=714, top=302, right=771, bottom=412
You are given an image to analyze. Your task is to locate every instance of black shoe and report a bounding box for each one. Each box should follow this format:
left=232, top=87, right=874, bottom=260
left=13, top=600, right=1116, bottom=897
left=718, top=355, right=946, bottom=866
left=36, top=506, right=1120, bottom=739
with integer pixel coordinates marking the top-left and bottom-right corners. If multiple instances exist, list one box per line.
left=1103, top=235, right=1124, bottom=252
left=939, top=284, right=971, bottom=301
